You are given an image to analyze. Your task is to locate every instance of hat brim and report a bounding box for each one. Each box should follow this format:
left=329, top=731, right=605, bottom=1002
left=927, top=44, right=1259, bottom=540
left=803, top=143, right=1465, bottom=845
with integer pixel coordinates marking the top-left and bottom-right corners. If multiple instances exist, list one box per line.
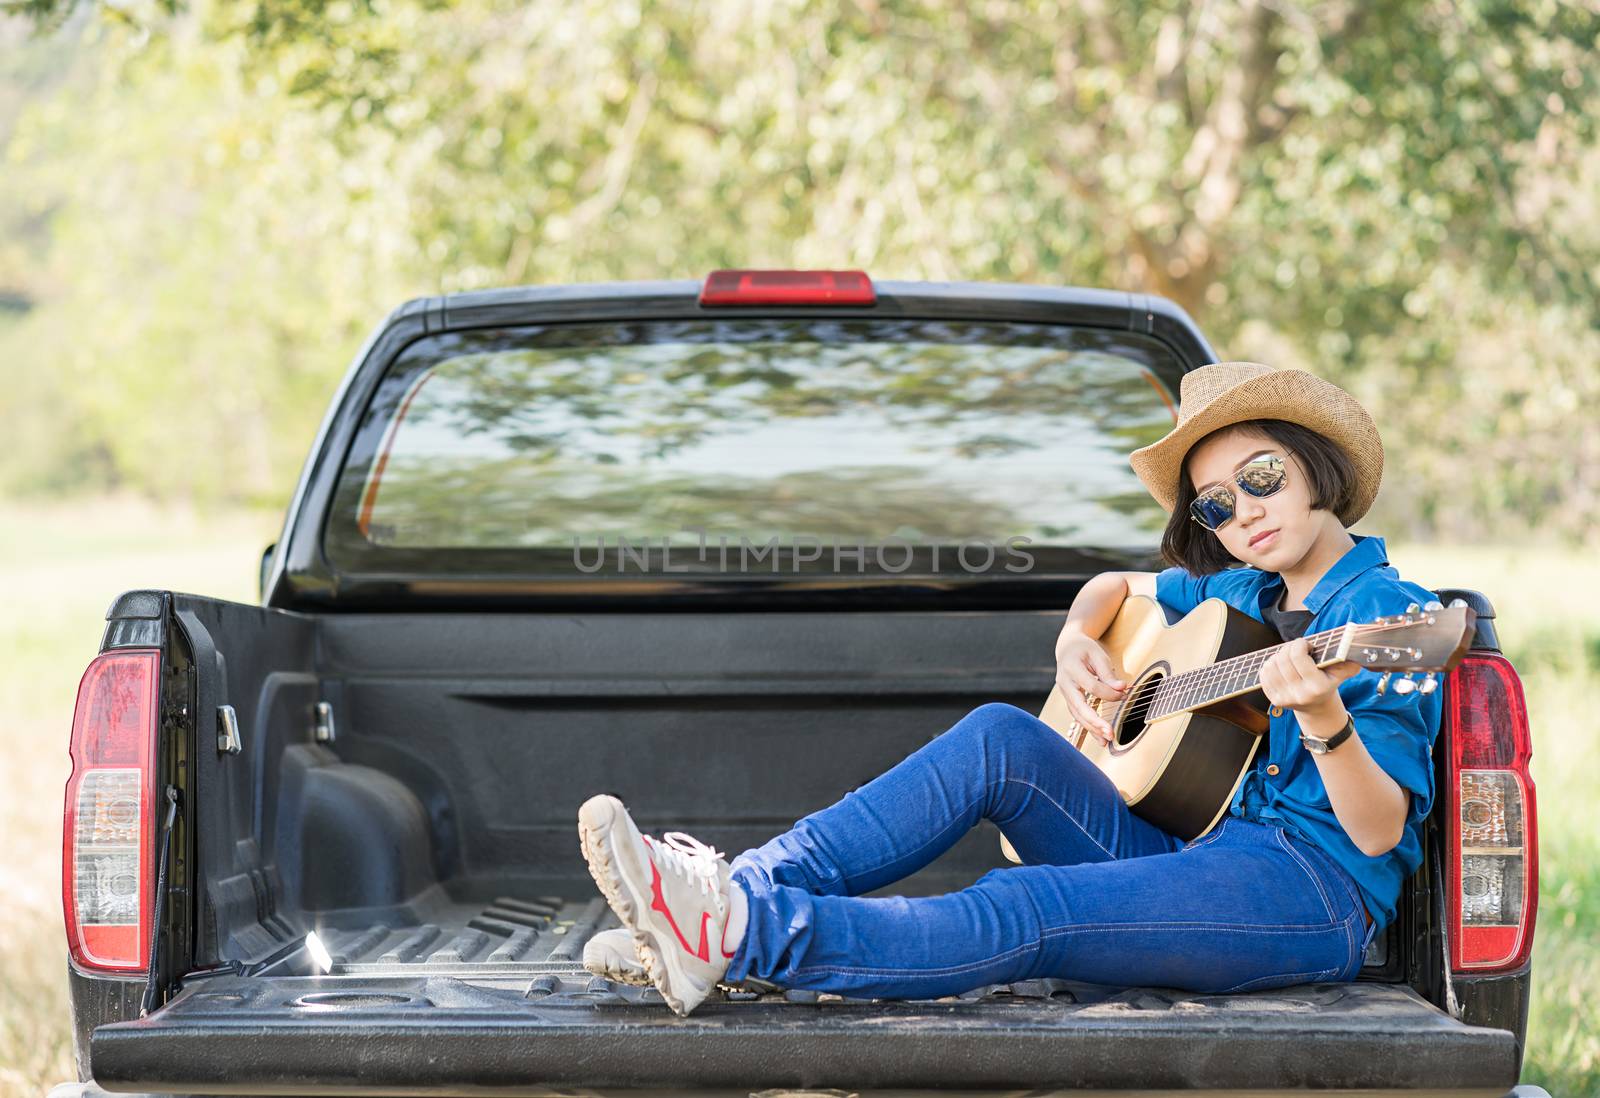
left=1128, top=369, right=1384, bottom=526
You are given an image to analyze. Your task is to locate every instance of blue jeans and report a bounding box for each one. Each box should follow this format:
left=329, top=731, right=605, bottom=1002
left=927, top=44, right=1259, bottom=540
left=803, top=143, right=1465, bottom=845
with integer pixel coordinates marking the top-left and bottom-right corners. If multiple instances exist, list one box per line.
left=723, top=702, right=1374, bottom=999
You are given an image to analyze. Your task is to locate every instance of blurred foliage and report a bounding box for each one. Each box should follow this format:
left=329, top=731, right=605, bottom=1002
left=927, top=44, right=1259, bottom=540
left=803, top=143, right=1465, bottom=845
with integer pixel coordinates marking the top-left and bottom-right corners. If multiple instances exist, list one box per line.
left=0, top=0, right=1597, bottom=541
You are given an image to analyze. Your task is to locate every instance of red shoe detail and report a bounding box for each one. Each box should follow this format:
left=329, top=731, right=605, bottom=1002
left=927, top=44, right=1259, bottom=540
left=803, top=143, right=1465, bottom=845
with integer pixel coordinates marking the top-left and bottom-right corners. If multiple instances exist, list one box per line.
left=645, top=836, right=712, bottom=962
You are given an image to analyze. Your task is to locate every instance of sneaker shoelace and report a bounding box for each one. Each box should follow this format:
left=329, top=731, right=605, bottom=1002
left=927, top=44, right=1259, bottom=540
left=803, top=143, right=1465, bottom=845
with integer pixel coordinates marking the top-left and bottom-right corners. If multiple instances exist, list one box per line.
left=654, top=831, right=729, bottom=914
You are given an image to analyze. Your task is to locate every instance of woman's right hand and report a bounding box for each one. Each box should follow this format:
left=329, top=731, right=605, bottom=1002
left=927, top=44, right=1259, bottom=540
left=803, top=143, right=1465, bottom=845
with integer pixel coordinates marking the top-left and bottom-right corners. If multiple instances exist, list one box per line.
left=1054, top=629, right=1127, bottom=745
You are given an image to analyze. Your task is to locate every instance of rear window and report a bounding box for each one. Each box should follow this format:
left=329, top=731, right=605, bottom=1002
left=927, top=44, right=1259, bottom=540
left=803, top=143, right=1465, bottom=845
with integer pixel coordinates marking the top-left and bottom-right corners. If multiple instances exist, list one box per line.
left=324, top=319, right=1181, bottom=582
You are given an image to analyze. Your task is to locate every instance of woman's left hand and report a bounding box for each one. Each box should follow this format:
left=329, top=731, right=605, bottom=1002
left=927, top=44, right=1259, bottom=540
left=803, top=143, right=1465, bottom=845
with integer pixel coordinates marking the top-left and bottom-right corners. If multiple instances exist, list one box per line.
left=1260, top=636, right=1363, bottom=720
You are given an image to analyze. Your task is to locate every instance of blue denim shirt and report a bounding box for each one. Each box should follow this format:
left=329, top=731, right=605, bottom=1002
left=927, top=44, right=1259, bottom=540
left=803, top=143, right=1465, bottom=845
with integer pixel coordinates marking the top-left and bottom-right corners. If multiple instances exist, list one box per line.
left=1155, top=534, right=1444, bottom=929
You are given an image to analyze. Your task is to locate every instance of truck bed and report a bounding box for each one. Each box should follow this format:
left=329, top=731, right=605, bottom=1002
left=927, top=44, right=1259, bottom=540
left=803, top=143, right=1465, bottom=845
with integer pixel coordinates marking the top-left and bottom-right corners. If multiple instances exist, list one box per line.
left=96, top=873, right=1522, bottom=1095
left=91, top=886, right=1520, bottom=1093
left=93, top=965, right=1517, bottom=1095
left=96, top=865, right=1517, bottom=1094
left=74, top=591, right=1524, bottom=1095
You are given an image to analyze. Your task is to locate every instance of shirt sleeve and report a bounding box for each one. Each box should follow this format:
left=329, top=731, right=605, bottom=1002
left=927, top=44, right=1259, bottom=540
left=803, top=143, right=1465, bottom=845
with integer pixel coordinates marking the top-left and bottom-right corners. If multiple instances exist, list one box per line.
left=1339, top=656, right=1445, bottom=826
left=1156, top=565, right=1265, bottom=620
left=1155, top=566, right=1211, bottom=616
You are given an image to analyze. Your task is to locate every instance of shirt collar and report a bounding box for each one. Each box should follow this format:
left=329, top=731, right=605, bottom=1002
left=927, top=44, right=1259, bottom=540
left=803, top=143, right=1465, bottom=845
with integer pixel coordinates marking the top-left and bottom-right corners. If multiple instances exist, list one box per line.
left=1265, top=534, right=1390, bottom=616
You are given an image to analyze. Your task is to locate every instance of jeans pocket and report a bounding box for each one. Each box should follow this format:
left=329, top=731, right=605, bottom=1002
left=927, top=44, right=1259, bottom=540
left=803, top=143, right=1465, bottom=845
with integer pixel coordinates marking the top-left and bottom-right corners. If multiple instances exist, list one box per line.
left=1277, top=832, right=1371, bottom=980
left=1273, top=829, right=1341, bottom=923
left=1287, top=829, right=1368, bottom=924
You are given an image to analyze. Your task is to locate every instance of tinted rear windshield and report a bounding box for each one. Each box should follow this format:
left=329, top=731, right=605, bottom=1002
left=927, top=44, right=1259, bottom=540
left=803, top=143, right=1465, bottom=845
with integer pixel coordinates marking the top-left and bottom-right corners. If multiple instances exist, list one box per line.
left=325, top=319, right=1181, bottom=583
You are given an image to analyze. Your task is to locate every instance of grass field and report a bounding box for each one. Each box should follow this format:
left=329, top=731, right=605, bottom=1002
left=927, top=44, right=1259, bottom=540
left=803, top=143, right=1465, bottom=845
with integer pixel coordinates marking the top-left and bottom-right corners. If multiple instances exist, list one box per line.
left=0, top=497, right=280, bottom=1096
left=0, top=498, right=1594, bottom=1096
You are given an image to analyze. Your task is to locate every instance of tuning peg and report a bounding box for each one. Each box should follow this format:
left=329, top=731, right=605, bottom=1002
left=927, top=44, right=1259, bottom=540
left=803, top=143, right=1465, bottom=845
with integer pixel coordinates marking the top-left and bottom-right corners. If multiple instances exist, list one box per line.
left=1405, top=602, right=1420, bottom=615
left=1376, top=672, right=1392, bottom=696
left=1448, top=598, right=1468, bottom=609
left=1423, top=599, right=1443, bottom=612
left=1364, top=649, right=1380, bottom=663
left=1418, top=673, right=1439, bottom=694
left=1393, top=674, right=1418, bottom=695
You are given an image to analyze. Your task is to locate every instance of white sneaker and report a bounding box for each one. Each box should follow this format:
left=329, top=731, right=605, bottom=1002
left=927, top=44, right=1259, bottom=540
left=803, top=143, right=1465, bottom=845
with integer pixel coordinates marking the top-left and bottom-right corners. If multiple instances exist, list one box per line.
left=581, top=926, right=776, bottom=994
left=581, top=927, right=652, bottom=986
left=578, top=793, right=743, bottom=1016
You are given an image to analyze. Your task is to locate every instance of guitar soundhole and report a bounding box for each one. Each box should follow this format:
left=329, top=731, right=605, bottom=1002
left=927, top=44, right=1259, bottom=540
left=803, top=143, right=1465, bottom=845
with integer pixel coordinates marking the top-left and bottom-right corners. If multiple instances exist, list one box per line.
left=1114, top=670, right=1163, bottom=748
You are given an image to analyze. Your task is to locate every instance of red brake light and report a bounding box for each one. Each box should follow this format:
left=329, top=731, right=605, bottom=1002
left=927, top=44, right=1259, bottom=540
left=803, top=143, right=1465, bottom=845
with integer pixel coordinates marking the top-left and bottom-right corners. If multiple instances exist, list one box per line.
left=63, top=649, right=161, bottom=974
left=1445, top=653, right=1537, bottom=972
left=699, top=269, right=877, bottom=307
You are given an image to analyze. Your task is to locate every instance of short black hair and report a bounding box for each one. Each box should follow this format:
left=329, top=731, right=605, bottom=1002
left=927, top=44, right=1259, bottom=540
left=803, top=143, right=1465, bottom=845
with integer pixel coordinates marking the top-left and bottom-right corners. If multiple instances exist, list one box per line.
left=1160, top=419, right=1359, bottom=574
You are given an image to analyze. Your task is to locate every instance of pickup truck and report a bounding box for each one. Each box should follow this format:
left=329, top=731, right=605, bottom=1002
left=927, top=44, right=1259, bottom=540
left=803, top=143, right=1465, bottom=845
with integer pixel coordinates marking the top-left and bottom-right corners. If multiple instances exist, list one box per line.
left=54, top=273, right=1544, bottom=1097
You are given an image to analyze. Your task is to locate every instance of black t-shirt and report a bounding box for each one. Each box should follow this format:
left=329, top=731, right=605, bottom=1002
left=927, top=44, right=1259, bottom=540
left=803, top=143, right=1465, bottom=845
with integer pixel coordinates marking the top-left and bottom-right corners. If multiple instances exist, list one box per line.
left=1249, top=592, right=1315, bottom=794
left=1261, top=590, right=1313, bottom=641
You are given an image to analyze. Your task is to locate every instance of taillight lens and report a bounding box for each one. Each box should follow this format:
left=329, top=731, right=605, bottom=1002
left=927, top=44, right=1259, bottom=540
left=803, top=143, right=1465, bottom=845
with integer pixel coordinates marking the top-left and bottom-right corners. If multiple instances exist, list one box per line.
left=62, top=649, right=160, bottom=974
left=699, top=269, right=877, bottom=306
left=1445, top=653, right=1537, bottom=972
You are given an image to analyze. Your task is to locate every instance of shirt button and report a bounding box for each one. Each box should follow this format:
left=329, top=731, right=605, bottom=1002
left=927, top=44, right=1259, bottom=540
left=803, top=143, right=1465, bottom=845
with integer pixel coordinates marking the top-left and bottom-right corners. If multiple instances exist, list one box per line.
left=1266, top=764, right=1281, bottom=776
left=1270, top=705, right=1284, bottom=717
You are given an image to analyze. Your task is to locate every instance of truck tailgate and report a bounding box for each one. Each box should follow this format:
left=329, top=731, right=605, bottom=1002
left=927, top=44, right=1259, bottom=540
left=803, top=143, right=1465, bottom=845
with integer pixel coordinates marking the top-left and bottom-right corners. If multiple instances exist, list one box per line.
left=91, top=971, right=1518, bottom=1094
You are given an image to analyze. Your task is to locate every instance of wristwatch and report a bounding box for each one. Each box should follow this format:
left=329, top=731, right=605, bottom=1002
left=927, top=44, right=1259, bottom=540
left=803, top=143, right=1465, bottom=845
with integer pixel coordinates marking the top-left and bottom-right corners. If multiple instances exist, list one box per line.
left=1300, top=713, right=1356, bottom=756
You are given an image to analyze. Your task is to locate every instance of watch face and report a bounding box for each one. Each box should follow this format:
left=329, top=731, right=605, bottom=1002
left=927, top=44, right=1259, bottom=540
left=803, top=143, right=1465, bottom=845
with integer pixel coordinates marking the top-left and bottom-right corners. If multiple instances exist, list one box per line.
left=1302, top=735, right=1328, bottom=755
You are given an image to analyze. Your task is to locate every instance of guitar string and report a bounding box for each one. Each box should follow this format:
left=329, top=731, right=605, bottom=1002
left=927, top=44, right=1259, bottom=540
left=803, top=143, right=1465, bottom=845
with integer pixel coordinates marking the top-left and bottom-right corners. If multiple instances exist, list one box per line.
left=1081, top=625, right=1345, bottom=724
left=1098, top=621, right=1422, bottom=728
left=1085, top=614, right=1429, bottom=725
left=1119, top=627, right=1350, bottom=725
left=1078, top=619, right=1425, bottom=729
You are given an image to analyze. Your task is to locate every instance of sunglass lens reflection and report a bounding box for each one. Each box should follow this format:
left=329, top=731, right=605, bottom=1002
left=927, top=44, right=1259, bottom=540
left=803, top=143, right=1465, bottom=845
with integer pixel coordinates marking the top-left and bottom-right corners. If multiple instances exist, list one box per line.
left=1238, top=456, right=1288, bottom=498
left=1190, top=491, right=1234, bottom=530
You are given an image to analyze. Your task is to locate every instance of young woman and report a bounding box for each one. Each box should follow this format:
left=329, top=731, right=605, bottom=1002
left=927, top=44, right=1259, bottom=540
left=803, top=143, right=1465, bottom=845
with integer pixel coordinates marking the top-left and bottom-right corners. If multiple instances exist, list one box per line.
left=576, top=361, right=1445, bottom=1017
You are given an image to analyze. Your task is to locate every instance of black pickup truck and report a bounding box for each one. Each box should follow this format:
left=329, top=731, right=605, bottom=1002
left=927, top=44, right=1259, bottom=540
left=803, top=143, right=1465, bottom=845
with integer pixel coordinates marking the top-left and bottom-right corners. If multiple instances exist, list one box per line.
left=54, top=274, right=1544, bottom=1097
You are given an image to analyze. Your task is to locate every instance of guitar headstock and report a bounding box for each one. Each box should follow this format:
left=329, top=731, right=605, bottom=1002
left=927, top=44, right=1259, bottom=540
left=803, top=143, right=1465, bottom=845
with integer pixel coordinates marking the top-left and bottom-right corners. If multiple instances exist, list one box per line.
left=1343, top=600, right=1476, bottom=695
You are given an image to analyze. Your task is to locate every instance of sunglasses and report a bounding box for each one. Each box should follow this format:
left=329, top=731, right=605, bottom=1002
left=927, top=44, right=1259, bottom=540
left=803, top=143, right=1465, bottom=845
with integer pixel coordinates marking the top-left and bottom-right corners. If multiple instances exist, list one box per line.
left=1188, top=451, right=1295, bottom=531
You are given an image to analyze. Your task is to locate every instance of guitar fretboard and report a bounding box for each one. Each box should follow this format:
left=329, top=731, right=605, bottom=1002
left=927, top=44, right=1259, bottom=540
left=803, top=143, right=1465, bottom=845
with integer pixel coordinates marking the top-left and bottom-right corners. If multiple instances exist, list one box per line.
left=1145, top=625, right=1350, bottom=719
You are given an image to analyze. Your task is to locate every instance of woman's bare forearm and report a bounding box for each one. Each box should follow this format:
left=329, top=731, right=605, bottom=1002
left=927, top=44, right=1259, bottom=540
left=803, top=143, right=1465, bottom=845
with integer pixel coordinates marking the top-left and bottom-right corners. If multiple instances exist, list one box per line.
left=1297, top=703, right=1409, bottom=857
left=1059, top=572, right=1150, bottom=643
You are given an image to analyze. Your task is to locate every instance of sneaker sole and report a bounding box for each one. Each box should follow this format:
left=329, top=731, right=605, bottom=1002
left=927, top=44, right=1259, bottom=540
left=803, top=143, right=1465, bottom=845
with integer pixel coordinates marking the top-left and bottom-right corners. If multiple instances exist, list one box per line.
left=587, top=960, right=652, bottom=986
left=581, top=934, right=653, bottom=986
left=578, top=794, right=710, bottom=1016
left=587, top=927, right=765, bottom=995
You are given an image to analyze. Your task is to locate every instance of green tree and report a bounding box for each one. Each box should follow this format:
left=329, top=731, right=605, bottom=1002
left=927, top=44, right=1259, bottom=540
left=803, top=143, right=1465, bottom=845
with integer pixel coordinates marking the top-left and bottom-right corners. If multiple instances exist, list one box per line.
left=1, top=0, right=1596, bottom=542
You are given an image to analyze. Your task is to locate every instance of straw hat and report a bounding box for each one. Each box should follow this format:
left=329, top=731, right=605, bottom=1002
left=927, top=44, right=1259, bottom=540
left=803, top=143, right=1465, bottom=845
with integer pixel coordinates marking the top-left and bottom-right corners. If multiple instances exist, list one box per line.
left=1129, top=361, right=1384, bottom=526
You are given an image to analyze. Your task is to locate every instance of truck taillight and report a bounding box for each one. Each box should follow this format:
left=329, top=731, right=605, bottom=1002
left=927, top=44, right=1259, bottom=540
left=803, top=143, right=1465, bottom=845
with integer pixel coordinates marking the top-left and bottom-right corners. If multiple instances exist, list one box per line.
left=1445, top=653, right=1537, bottom=972
left=62, top=649, right=161, bottom=974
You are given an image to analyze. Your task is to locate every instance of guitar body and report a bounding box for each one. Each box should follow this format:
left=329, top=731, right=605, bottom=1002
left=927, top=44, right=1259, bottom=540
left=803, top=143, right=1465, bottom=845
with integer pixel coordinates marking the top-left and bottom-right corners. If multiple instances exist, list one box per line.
left=999, top=595, right=1281, bottom=862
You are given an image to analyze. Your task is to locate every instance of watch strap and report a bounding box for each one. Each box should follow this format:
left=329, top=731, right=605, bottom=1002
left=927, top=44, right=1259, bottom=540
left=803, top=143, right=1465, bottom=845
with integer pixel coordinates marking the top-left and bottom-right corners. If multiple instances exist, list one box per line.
left=1302, top=713, right=1356, bottom=754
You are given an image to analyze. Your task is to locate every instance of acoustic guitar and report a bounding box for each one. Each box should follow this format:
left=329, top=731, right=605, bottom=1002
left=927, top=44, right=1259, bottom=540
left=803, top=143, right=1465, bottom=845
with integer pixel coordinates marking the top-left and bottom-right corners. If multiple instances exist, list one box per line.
left=998, top=594, right=1476, bottom=862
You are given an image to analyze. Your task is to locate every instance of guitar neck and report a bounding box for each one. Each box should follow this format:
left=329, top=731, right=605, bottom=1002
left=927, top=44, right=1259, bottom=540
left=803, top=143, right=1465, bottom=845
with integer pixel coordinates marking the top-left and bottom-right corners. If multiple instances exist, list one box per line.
left=1149, top=625, right=1354, bottom=719
left=1082, top=601, right=1471, bottom=730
